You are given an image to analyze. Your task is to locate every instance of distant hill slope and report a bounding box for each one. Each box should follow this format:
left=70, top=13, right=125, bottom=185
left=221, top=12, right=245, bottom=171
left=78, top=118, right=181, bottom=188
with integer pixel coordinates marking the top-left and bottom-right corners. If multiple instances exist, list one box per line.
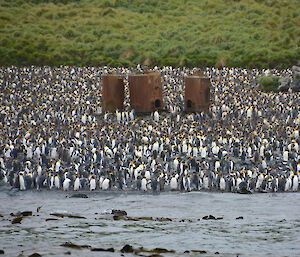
left=0, top=0, right=299, bottom=68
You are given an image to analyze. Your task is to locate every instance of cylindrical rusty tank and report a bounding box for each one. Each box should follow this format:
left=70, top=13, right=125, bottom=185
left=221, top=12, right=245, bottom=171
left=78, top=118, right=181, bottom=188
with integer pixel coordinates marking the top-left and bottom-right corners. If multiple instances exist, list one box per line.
left=102, top=74, right=124, bottom=112
left=128, top=72, right=163, bottom=112
left=184, top=76, right=210, bottom=112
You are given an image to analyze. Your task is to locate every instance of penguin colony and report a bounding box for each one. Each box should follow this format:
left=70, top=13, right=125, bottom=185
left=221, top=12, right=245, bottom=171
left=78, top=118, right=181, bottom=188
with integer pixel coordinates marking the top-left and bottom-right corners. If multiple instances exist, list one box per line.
left=0, top=66, right=299, bottom=193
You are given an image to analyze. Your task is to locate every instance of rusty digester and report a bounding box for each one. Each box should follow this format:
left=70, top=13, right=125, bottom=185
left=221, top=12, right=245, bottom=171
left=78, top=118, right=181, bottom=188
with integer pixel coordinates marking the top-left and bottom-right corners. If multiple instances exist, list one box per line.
left=128, top=72, right=163, bottom=113
left=102, top=74, right=124, bottom=111
left=184, top=76, right=210, bottom=112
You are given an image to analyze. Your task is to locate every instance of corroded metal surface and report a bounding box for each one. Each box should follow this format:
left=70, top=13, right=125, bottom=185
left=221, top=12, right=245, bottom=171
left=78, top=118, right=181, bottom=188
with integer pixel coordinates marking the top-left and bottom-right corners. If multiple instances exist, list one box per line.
left=128, top=72, right=163, bottom=112
left=102, top=74, right=124, bottom=111
left=184, top=76, right=210, bottom=112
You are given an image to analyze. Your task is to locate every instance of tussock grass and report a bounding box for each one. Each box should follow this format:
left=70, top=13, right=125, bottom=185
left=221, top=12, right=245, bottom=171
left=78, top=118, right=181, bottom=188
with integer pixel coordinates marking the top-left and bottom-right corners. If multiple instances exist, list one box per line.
left=0, top=0, right=299, bottom=67
left=259, top=75, right=279, bottom=92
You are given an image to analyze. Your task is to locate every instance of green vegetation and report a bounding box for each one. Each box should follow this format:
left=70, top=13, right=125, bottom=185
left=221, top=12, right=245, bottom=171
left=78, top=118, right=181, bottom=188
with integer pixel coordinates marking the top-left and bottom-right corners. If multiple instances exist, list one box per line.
left=0, top=0, right=299, bottom=67
left=258, top=75, right=279, bottom=92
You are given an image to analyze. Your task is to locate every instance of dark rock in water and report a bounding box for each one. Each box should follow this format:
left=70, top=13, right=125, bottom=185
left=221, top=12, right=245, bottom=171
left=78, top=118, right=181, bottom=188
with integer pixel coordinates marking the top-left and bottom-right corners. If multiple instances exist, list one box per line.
left=45, top=218, right=59, bottom=222
left=50, top=213, right=86, bottom=219
left=150, top=248, right=175, bottom=253
left=138, top=216, right=153, bottom=221
left=50, top=213, right=65, bottom=218
left=203, top=215, right=216, bottom=220
left=191, top=249, right=207, bottom=254
left=91, top=248, right=115, bottom=252
left=0, top=249, right=4, bottom=254
left=127, top=217, right=139, bottom=221
left=65, top=214, right=86, bottom=219
left=135, top=247, right=175, bottom=254
left=64, top=251, right=71, bottom=255
left=12, top=216, right=23, bottom=224
left=111, top=209, right=127, bottom=216
left=60, top=242, right=91, bottom=249
left=113, top=215, right=126, bottom=220
left=28, top=253, right=42, bottom=257
left=61, top=242, right=81, bottom=249
left=120, top=244, right=134, bottom=253
left=236, top=216, right=244, bottom=220
left=180, top=218, right=193, bottom=222
left=21, top=211, right=32, bottom=216
left=10, top=211, right=32, bottom=217
left=215, top=251, right=220, bottom=254
left=70, top=193, right=88, bottom=198
left=10, top=212, right=21, bottom=217
left=184, top=250, right=190, bottom=253
left=148, top=254, right=164, bottom=257
left=156, top=217, right=172, bottom=221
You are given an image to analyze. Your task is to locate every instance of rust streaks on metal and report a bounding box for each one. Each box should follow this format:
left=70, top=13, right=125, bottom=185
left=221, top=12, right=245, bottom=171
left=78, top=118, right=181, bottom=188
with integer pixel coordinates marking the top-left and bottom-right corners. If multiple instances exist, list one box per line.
left=128, top=72, right=163, bottom=113
left=102, top=74, right=124, bottom=111
left=184, top=76, right=210, bottom=112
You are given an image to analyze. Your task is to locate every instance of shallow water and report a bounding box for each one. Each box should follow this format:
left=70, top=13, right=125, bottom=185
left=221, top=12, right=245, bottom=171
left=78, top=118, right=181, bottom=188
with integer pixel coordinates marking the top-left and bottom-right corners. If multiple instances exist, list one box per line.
left=0, top=187, right=300, bottom=257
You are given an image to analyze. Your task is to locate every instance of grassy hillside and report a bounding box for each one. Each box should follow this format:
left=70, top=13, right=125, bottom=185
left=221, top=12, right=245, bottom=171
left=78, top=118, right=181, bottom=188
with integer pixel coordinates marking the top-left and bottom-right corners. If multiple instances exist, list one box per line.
left=0, top=0, right=299, bottom=68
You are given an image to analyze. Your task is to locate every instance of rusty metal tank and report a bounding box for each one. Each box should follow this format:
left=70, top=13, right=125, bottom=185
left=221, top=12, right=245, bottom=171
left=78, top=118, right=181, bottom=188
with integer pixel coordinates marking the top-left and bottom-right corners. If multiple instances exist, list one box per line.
left=184, top=76, right=210, bottom=112
left=102, top=74, right=124, bottom=112
left=128, top=72, right=163, bottom=112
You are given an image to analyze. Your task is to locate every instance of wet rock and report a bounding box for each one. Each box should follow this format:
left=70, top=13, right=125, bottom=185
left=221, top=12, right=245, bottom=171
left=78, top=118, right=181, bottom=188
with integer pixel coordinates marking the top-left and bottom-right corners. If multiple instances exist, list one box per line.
left=111, top=209, right=127, bottom=216
left=236, top=216, right=244, bottom=220
left=120, top=244, right=134, bottom=253
left=28, top=253, right=42, bottom=257
left=127, top=217, right=139, bottom=221
left=216, top=217, right=223, bottom=220
left=184, top=250, right=190, bottom=253
left=156, top=217, right=172, bottom=222
left=138, top=216, right=153, bottom=221
left=113, top=215, right=126, bottom=221
left=21, top=211, right=32, bottom=217
left=60, top=242, right=91, bottom=249
left=0, top=250, right=4, bottom=254
left=61, top=242, right=81, bottom=249
left=150, top=248, right=175, bottom=253
left=45, top=218, right=59, bottom=222
left=136, top=247, right=175, bottom=254
left=50, top=213, right=86, bottom=219
left=70, top=193, right=88, bottom=198
left=126, top=216, right=153, bottom=221
left=148, top=254, right=163, bottom=257
left=191, top=250, right=207, bottom=254
left=50, top=213, right=65, bottom=218
left=12, top=216, right=23, bottom=224
left=64, top=251, right=71, bottom=255
left=66, top=214, right=86, bottom=219
left=215, top=252, right=220, bottom=254
left=10, top=212, right=21, bottom=217
left=91, top=248, right=115, bottom=252
left=203, top=215, right=216, bottom=220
